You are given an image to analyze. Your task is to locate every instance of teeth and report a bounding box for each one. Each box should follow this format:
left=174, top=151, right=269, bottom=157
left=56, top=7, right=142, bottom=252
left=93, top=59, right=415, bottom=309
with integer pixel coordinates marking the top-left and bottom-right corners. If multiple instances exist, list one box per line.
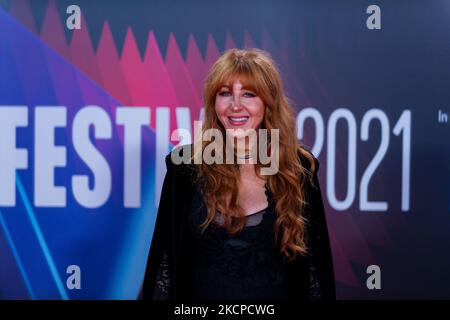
left=229, top=117, right=248, bottom=121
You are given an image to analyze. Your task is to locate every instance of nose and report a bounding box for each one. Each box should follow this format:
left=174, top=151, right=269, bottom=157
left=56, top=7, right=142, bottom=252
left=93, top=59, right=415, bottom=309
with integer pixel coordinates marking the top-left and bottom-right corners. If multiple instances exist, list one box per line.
left=230, top=94, right=242, bottom=111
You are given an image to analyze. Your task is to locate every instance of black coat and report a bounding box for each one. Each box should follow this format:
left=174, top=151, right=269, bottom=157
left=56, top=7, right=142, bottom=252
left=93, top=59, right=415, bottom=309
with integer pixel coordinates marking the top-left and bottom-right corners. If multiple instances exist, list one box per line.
left=142, top=145, right=336, bottom=300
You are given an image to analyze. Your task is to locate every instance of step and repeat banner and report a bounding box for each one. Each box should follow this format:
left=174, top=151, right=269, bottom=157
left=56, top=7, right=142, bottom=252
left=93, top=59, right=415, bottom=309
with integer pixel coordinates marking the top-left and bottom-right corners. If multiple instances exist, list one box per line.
left=0, top=0, right=449, bottom=299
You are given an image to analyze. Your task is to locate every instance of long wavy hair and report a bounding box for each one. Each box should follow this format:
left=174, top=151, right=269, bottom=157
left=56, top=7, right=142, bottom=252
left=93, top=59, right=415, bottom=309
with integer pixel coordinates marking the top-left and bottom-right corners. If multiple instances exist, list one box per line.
left=194, top=48, right=316, bottom=260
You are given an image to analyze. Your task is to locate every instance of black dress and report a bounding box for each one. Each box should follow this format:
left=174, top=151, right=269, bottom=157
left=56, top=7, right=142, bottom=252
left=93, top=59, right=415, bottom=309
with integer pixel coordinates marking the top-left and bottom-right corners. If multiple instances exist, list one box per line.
left=188, top=183, right=290, bottom=300
left=142, top=144, right=336, bottom=300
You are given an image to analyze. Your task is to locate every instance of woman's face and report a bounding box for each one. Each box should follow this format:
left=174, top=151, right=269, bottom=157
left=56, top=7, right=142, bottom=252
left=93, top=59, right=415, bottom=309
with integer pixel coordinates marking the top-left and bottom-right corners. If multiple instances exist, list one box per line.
left=214, top=77, right=265, bottom=133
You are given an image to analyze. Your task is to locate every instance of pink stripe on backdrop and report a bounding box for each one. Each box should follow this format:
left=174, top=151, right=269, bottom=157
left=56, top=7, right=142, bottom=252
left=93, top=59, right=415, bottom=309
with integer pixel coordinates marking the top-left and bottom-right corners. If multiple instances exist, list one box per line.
left=97, top=21, right=132, bottom=106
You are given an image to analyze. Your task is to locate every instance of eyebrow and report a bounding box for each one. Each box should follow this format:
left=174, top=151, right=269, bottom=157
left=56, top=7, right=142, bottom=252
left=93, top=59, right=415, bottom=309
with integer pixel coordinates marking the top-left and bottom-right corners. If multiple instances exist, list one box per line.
left=219, top=84, right=255, bottom=91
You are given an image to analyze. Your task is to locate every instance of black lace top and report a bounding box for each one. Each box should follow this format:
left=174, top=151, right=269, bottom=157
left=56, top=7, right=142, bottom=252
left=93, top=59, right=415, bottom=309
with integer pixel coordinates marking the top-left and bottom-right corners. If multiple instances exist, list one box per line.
left=187, top=184, right=290, bottom=300
left=145, top=148, right=334, bottom=300
left=151, top=183, right=323, bottom=300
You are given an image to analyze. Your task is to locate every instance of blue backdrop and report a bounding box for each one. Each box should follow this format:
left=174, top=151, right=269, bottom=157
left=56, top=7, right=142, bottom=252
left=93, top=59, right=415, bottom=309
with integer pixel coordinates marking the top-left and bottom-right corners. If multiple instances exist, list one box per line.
left=0, top=0, right=449, bottom=299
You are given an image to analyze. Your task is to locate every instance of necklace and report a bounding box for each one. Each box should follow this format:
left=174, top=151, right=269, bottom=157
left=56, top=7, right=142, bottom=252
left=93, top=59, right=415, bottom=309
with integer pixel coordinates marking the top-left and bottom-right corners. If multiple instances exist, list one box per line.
left=236, top=153, right=254, bottom=160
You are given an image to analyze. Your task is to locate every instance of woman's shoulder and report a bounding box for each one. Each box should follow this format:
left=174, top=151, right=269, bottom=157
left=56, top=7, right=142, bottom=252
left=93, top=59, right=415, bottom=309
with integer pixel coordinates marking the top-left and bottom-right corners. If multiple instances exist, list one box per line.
left=164, top=144, right=193, bottom=164
left=164, top=144, right=197, bottom=178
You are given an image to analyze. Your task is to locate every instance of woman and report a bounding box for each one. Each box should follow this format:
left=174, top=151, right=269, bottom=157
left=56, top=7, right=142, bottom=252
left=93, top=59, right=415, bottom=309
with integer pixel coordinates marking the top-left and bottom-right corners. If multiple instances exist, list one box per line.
left=142, top=48, right=335, bottom=300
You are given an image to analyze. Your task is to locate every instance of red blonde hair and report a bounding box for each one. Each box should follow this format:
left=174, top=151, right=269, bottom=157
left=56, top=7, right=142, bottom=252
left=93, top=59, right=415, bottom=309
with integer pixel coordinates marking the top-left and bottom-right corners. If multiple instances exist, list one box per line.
left=195, top=48, right=316, bottom=260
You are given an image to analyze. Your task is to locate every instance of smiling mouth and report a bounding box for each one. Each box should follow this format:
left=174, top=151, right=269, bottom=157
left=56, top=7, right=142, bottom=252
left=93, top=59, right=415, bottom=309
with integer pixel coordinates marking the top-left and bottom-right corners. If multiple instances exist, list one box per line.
left=227, top=116, right=249, bottom=126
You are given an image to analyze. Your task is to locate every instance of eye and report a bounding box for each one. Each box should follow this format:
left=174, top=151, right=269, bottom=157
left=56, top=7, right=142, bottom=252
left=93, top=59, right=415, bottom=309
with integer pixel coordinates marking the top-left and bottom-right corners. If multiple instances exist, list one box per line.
left=218, top=90, right=231, bottom=97
left=243, top=91, right=256, bottom=98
